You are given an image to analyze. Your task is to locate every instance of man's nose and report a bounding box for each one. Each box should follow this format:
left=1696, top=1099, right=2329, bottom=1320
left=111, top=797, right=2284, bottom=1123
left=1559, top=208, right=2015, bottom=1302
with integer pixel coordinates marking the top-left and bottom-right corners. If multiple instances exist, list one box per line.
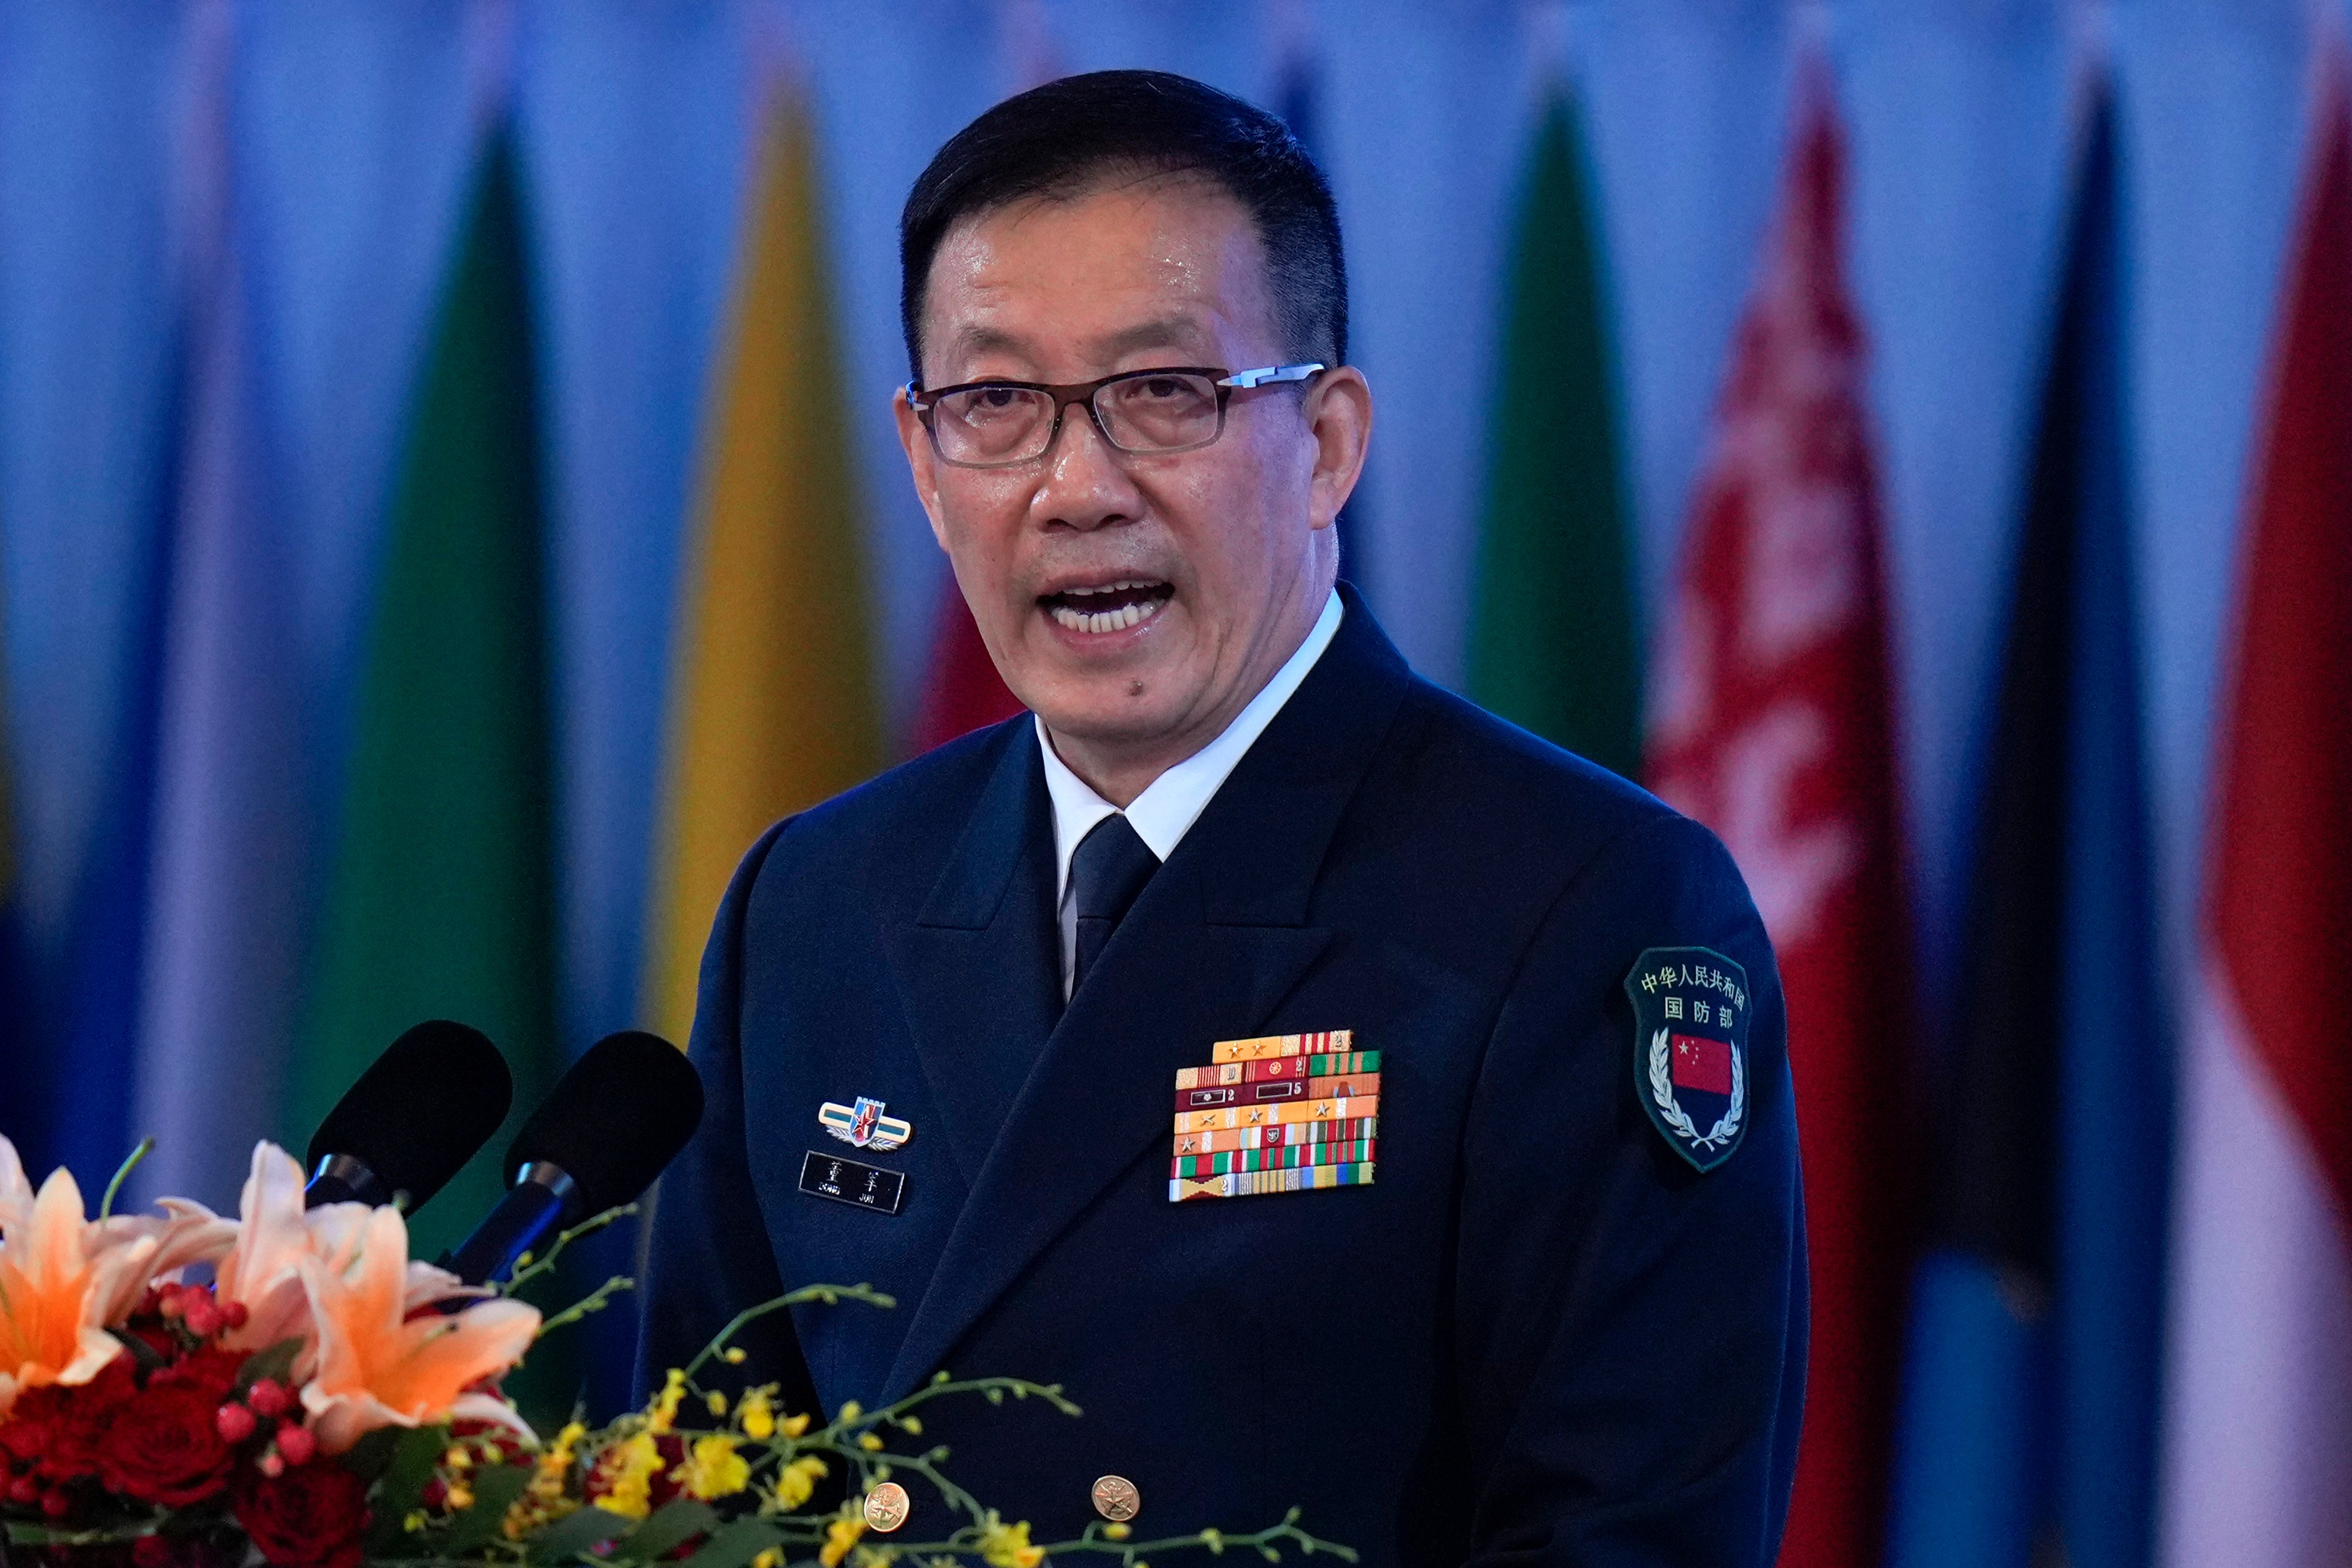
left=1030, top=403, right=1142, bottom=532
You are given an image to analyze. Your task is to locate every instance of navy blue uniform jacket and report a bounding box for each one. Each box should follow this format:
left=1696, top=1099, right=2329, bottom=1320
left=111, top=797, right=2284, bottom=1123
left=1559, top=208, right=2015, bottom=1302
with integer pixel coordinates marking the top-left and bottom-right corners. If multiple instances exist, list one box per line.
left=637, top=587, right=1806, bottom=1566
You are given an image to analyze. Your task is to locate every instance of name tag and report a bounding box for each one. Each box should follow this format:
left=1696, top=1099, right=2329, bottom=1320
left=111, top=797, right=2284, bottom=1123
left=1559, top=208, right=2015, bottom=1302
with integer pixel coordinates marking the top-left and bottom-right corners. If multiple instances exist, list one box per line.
left=798, top=1150, right=906, bottom=1215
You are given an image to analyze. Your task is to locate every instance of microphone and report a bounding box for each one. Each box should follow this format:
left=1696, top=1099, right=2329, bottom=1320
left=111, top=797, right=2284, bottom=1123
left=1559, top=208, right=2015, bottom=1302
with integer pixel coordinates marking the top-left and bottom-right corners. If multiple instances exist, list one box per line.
left=441, top=1030, right=704, bottom=1287
left=304, top=1021, right=513, bottom=1211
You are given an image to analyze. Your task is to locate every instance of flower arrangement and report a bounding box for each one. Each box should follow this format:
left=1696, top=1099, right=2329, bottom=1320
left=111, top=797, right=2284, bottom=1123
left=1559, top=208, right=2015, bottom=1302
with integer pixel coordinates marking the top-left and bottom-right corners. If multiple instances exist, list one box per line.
left=0, top=1138, right=1352, bottom=1568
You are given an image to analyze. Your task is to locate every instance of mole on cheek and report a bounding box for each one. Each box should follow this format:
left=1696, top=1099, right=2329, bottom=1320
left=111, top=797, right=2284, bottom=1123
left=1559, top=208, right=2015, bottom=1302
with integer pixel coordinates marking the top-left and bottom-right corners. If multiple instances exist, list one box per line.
left=1127, top=681, right=1146, bottom=698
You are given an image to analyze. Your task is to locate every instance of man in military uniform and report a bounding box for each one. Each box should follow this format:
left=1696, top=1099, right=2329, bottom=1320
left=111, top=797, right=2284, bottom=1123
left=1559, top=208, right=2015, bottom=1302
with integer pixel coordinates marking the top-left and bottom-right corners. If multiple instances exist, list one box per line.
left=637, top=68, right=1804, bottom=1567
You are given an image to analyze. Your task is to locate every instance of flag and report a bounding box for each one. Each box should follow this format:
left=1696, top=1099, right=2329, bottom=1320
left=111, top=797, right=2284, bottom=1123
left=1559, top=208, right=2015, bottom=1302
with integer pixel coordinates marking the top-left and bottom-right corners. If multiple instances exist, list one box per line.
left=910, top=568, right=1025, bottom=752
left=296, top=128, right=562, bottom=1262
left=643, top=87, right=883, bottom=1050
left=1884, top=82, right=2169, bottom=1568
left=0, top=580, right=31, bottom=1156
left=36, top=437, right=174, bottom=1191
left=1671, top=1034, right=1735, bottom=1095
left=1468, top=86, right=1641, bottom=776
left=1643, top=76, right=1910, bottom=1568
left=133, top=1, right=312, bottom=1213
left=2158, top=67, right=2352, bottom=1568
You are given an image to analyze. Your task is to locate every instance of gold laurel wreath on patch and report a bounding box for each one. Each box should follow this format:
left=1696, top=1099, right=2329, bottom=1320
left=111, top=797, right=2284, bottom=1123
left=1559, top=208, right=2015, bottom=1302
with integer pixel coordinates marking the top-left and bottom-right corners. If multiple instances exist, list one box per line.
left=1647, top=1027, right=1747, bottom=1153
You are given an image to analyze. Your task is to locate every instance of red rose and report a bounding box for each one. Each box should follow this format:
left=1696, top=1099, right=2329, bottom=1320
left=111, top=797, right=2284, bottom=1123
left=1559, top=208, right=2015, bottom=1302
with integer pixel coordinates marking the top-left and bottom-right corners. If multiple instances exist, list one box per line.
left=98, top=1370, right=235, bottom=1506
left=169, top=1346, right=247, bottom=1401
left=234, top=1458, right=369, bottom=1568
left=2, top=1354, right=137, bottom=1482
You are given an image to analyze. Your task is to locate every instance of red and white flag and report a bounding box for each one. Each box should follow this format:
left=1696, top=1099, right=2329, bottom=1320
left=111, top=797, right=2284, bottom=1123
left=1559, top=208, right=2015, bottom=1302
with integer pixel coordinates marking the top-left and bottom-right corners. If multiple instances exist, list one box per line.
left=1644, top=75, right=1911, bottom=1568
left=2158, top=72, right=2352, bottom=1568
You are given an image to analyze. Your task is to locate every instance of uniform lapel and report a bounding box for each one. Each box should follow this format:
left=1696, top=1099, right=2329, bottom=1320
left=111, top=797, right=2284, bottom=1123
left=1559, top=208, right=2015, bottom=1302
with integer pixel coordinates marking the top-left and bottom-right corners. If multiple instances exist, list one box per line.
left=883, top=724, right=1063, bottom=1192
left=879, top=589, right=1413, bottom=1401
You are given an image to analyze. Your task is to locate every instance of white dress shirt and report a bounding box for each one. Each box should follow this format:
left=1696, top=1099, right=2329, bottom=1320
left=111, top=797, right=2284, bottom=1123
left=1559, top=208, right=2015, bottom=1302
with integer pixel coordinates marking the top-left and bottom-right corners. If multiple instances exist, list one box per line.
left=1037, top=589, right=1343, bottom=998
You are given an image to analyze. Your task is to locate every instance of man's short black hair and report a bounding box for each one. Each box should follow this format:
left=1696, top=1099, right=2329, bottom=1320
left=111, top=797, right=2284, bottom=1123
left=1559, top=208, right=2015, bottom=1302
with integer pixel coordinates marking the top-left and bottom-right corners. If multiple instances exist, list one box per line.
left=899, top=68, right=1346, bottom=383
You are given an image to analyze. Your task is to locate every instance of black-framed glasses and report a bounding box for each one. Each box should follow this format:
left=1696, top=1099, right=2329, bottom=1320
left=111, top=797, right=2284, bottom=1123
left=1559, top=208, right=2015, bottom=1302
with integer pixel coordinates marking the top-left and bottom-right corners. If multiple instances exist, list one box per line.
left=906, top=363, right=1325, bottom=469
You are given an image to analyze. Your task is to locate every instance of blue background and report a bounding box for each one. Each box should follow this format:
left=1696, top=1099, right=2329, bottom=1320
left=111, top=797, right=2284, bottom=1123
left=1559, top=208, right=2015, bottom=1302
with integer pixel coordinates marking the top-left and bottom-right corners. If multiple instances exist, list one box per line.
left=0, top=0, right=2311, bottom=1380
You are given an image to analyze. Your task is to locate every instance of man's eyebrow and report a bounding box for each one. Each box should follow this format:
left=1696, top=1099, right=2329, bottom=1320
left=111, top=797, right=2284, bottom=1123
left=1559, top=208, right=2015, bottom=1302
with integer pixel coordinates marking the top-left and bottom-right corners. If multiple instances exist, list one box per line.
left=937, top=316, right=1214, bottom=379
left=943, top=323, right=1032, bottom=364
left=1094, top=318, right=1212, bottom=361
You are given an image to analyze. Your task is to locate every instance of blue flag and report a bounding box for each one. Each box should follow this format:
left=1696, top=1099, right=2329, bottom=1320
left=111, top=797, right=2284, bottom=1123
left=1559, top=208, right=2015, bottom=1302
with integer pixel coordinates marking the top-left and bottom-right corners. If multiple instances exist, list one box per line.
left=130, top=22, right=312, bottom=1214
left=1885, top=79, right=2171, bottom=1568
left=36, top=495, right=171, bottom=1191
left=0, top=609, right=29, bottom=1160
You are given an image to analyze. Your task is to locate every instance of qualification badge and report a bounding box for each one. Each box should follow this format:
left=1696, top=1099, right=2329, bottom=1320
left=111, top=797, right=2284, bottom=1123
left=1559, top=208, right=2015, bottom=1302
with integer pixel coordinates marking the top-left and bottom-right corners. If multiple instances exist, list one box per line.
left=819, top=1096, right=912, bottom=1152
left=1625, top=947, right=1751, bottom=1173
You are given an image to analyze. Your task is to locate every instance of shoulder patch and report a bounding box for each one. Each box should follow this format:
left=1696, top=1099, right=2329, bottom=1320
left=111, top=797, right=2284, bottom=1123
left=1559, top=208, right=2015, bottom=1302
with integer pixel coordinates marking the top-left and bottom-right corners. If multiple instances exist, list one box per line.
left=1624, top=946, right=1751, bottom=1173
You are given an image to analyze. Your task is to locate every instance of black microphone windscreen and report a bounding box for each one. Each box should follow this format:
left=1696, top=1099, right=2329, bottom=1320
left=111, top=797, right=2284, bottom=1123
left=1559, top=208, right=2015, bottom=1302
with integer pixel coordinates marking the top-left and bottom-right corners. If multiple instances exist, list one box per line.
left=305, top=1021, right=513, bottom=1210
left=507, top=1030, right=703, bottom=1215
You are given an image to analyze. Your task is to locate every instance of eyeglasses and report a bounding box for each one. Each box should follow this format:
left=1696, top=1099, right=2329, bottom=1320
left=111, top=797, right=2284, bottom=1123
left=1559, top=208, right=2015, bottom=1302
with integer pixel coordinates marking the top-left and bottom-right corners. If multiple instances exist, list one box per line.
left=906, top=363, right=1325, bottom=469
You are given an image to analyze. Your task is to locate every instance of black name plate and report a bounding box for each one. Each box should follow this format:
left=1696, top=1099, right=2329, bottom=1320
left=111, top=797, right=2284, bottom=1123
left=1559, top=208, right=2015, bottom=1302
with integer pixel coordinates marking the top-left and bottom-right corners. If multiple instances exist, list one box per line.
left=798, top=1150, right=906, bottom=1215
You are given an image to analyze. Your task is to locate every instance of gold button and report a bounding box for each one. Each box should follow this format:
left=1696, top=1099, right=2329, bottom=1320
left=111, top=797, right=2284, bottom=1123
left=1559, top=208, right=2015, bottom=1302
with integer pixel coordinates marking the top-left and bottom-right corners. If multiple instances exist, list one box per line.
left=863, top=1481, right=911, bottom=1532
left=1092, top=1474, right=1140, bottom=1522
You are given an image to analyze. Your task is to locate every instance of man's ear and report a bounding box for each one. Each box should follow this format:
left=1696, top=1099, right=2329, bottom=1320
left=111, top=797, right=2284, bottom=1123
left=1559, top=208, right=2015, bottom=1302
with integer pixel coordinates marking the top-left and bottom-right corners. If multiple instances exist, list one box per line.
left=1304, top=367, right=1372, bottom=532
left=894, top=385, right=952, bottom=550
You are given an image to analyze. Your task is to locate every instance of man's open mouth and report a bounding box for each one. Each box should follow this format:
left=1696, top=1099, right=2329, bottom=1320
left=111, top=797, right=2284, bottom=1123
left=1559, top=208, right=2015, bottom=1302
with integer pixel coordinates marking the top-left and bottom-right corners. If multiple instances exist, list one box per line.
left=1041, top=579, right=1174, bottom=635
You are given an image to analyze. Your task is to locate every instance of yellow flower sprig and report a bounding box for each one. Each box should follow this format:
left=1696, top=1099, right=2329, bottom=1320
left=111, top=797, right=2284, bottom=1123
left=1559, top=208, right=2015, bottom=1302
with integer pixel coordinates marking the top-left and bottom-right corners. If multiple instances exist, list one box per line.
left=386, top=1276, right=1355, bottom=1568
left=497, top=1201, right=642, bottom=1297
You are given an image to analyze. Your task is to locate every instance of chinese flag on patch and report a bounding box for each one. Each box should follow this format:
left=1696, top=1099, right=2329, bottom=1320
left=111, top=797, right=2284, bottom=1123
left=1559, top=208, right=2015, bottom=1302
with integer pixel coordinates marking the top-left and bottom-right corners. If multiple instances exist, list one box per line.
left=910, top=584, right=1025, bottom=752
left=1672, top=1033, right=1736, bottom=1095
left=1644, top=68, right=1913, bottom=1568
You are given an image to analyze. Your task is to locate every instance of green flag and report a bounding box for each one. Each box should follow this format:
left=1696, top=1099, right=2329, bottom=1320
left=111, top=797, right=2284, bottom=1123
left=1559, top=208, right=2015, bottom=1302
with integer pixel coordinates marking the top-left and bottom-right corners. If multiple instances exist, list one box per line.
left=1466, top=87, right=1642, bottom=777
left=298, top=130, right=560, bottom=1261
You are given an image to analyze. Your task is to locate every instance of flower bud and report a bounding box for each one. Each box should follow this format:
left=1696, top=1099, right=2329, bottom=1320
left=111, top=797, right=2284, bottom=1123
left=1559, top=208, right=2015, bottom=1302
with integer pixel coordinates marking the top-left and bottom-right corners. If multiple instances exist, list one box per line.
left=257, top=1451, right=285, bottom=1479
left=247, top=1379, right=292, bottom=1419
left=183, top=1296, right=223, bottom=1338
left=220, top=1299, right=251, bottom=1330
left=216, top=1402, right=259, bottom=1443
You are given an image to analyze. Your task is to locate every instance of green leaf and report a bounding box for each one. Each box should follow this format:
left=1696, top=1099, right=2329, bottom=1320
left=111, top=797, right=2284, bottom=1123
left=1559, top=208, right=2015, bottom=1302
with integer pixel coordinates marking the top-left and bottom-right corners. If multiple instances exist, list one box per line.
left=525, top=1504, right=638, bottom=1558
left=341, top=1423, right=412, bottom=1486
left=439, top=1464, right=534, bottom=1553
left=233, top=1338, right=306, bottom=1393
left=6, top=1522, right=157, bottom=1546
left=111, top=1326, right=170, bottom=1376
left=678, top=1516, right=789, bottom=1568
left=364, top=1425, right=457, bottom=1554
left=618, top=1499, right=723, bottom=1560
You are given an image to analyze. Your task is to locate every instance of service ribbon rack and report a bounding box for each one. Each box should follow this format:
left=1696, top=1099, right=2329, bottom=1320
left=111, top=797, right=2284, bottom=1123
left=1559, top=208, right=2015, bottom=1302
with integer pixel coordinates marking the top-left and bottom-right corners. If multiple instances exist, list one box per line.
left=1168, top=1030, right=1378, bottom=1201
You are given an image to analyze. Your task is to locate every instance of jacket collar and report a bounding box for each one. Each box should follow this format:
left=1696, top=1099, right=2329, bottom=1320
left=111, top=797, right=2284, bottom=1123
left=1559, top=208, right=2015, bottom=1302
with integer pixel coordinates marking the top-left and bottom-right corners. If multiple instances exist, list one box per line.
left=879, top=583, right=1413, bottom=1401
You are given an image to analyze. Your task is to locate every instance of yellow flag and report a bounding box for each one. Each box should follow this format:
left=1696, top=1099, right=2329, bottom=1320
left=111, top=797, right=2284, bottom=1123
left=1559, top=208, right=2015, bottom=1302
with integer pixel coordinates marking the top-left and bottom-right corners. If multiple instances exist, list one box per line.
left=644, top=92, right=882, bottom=1046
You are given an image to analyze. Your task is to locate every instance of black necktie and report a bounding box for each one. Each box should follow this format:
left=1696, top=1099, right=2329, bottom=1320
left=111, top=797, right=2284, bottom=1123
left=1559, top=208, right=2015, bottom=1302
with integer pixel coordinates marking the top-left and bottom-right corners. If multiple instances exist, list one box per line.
left=1070, top=814, right=1160, bottom=997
